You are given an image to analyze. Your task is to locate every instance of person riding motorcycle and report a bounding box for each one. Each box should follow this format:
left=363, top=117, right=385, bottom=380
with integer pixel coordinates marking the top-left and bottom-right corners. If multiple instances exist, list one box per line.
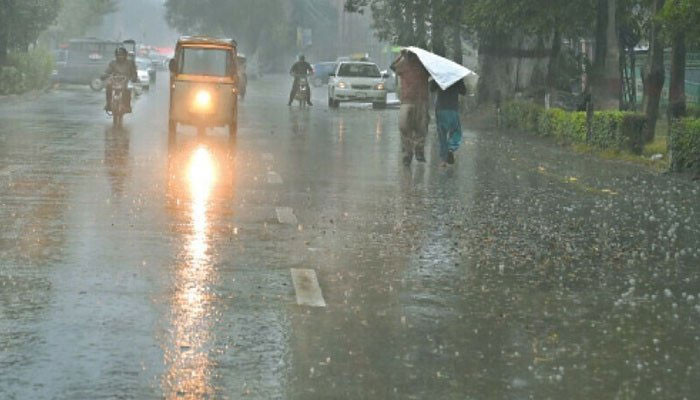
left=102, top=47, right=139, bottom=113
left=288, top=54, right=313, bottom=106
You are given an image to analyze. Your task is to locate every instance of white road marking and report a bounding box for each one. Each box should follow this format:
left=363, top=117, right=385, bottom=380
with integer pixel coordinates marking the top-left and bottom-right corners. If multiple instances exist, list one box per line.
left=276, top=207, right=298, bottom=224
left=267, top=171, right=283, bottom=184
left=262, top=153, right=274, bottom=162
left=291, top=268, right=326, bottom=307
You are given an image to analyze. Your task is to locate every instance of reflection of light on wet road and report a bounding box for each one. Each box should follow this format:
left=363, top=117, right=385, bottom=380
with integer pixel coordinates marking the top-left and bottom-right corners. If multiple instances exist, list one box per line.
left=375, top=114, right=383, bottom=142
left=166, top=146, right=217, bottom=399
left=187, top=147, right=216, bottom=268
left=338, top=118, right=345, bottom=143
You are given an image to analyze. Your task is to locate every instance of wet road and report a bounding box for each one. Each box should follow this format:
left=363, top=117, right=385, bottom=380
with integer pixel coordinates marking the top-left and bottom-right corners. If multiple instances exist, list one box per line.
left=1, top=75, right=700, bottom=399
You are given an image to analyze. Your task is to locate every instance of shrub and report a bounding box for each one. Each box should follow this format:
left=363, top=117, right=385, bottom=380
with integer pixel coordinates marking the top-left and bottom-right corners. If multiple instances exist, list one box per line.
left=502, top=101, right=646, bottom=154
left=502, top=101, right=544, bottom=135
left=619, top=114, right=647, bottom=155
left=669, top=118, right=700, bottom=173
left=0, top=48, right=54, bottom=95
left=686, top=104, right=700, bottom=119
left=538, top=108, right=587, bottom=142
left=0, top=66, right=26, bottom=95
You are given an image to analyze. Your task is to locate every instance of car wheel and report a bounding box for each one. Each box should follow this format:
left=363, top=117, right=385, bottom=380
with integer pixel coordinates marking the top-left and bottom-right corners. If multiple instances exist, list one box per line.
left=89, top=78, right=103, bottom=92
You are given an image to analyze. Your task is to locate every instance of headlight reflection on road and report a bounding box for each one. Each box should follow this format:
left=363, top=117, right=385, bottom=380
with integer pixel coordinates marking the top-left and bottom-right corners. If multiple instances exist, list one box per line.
left=188, top=146, right=216, bottom=264
left=166, top=145, right=218, bottom=398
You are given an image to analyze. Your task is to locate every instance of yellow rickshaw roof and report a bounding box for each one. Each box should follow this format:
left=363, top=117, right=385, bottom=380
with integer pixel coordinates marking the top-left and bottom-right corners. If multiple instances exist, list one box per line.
left=177, top=36, right=237, bottom=49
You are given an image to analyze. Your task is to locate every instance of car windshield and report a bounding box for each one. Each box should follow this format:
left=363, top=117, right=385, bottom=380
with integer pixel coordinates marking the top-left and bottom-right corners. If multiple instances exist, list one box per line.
left=337, top=63, right=381, bottom=78
left=179, top=47, right=232, bottom=77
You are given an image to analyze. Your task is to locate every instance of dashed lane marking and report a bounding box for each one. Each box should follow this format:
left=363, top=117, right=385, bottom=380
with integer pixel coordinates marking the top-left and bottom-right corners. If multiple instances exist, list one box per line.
left=291, top=268, right=326, bottom=307
left=267, top=171, right=283, bottom=184
left=275, top=207, right=298, bottom=224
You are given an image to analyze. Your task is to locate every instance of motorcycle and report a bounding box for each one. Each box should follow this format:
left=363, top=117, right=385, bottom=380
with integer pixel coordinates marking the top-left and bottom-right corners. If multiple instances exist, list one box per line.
left=107, top=75, right=130, bottom=128
left=294, top=75, right=310, bottom=108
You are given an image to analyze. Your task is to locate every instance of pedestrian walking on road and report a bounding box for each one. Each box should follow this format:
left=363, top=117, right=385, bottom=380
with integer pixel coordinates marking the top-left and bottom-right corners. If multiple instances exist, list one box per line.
left=431, top=79, right=466, bottom=166
left=391, top=50, right=430, bottom=166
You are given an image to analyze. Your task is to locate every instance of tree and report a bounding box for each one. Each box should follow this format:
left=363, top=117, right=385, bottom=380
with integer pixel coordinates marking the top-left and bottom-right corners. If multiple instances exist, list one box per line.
left=463, top=0, right=595, bottom=104
left=590, top=0, right=622, bottom=110
left=642, top=0, right=666, bottom=142
left=660, top=0, right=700, bottom=120
left=0, top=0, right=61, bottom=64
left=165, top=0, right=335, bottom=69
left=52, top=0, right=117, bottom=43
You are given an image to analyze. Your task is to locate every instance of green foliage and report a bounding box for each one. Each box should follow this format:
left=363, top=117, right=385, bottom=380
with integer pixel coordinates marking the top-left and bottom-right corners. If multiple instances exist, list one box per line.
left=590, top=112, right=647, bottom=154
left=166, top=0, right=336, bottom=66
left=0, top=49, right=54, bottom=95
left=686, top=103, right=700, bottom=118
left=0, top=0, right=61, bottom=61
left=0, top=66, right=26, bottom=95
left=501, top=101, right=544, bottom=134
left=52, top=0, right=117, bottom=42
left=540, top=108, right=588, bottom=141
left=669, top=118, right=700, bottom=172
left=503, top=102, right=647, bottom=153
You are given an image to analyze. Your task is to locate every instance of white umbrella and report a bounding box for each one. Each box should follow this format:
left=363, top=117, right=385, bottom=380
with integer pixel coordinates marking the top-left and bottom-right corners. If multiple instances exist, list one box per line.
left=403, top=46, right=476, bottom=90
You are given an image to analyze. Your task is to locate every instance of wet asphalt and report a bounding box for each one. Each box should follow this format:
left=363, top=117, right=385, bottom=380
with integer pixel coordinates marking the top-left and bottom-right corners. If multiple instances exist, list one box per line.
left=1, top=74, right=700, bottom=399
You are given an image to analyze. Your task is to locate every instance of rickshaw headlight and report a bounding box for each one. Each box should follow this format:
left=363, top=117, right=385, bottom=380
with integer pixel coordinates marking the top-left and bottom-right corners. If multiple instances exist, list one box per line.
left=194, top=90, right=212, bottom=111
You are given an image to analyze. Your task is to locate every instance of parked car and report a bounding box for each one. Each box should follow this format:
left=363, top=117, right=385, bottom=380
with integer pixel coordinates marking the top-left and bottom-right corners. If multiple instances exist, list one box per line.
left=380, top=69, right=397, bottom=92
left=135, top=57, right=155, bottom=89
left=57, top=38, right=134, bottom=91
left=327, top=61, right=389, bottom=109
left=311, top=62, right=337, bottom=87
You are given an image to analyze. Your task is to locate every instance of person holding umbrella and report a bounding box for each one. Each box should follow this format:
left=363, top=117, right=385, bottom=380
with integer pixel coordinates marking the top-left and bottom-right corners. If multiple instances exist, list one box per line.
left=431, top=78, right=467, bottom=165
left=391, top=49, right=430, bottom=166
left=396, top=47, right=475, bottom=166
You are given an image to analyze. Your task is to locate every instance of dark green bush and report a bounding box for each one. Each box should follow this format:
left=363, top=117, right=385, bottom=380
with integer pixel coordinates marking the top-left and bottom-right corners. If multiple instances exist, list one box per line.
left=502, top=101, right=544, bottom=134
left=686, top=104, right=700, bottom=119
left=502, top=102, right=646, bottom=154
left=669, top=118, right=700, bottom=172
left=0, top=48, right=54, bottom=95
left=0, top=66, right=26, bottom=94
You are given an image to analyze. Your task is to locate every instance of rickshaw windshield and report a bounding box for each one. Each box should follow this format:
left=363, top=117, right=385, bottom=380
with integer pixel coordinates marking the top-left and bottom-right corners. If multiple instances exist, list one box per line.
left=178, top=47, right=232, bottom=77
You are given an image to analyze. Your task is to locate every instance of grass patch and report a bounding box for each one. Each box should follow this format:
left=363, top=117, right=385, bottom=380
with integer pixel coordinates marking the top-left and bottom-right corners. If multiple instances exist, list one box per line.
left=571, top=141, right=669, bottom=171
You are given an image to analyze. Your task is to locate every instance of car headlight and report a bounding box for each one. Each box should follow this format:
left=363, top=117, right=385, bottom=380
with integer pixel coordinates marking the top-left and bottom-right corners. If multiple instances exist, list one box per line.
left=374, top=83, right=385, bottom=90
left=337, top=82, right=347, bottom=89
left=193, top=90, right=212, bottom=111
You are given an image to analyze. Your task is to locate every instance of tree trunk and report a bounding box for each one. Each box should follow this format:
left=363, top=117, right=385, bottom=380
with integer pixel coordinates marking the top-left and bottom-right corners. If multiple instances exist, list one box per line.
left=591, top=0, right=621, bottom=110
left=431, top=0, right=446, bottom=56
left=546, top=29, right=561, bottom=92
left=669, top=31, right=687, bottom=120
left=451, top=24, right=462, bottom=64
left=642, top=0, right=665, bottom=143
left=414, top=2, right=428, bottom=48
left=0, top=39, right=6, bottom=66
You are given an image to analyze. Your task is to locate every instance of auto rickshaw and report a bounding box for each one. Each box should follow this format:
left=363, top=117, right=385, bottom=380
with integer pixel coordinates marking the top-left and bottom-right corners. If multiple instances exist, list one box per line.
left=236, top=54, right=247, bottom=100
left=168, top=36, right=238, bottom=139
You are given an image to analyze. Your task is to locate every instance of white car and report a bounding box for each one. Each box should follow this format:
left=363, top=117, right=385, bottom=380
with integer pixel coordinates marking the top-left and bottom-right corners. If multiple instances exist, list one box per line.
left=328, top=61, right=388, bottom=109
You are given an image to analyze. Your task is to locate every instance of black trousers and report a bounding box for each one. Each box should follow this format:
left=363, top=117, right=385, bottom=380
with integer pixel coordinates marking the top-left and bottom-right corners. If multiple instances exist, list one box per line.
left=288, top=78, right=311, bottom=104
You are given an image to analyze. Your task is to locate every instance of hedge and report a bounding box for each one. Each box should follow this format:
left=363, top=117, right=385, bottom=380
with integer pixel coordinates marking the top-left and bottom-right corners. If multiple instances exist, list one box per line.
left=0, top=48, right=54, bottom=95
left=502, top=102, right=647, bottom=154
left=669, top=118, right=700, bottom=173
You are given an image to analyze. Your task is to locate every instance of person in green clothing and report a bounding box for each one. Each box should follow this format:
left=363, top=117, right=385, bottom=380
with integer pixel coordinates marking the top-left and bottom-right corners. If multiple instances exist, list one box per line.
left=430, top=78, right=466, bottom=166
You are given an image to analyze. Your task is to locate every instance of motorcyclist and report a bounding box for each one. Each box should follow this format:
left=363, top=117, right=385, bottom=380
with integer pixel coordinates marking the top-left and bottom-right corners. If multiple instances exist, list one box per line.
left=102, top=47, right=139, bottom=113
left=288, top=54, right=313, bottom=106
